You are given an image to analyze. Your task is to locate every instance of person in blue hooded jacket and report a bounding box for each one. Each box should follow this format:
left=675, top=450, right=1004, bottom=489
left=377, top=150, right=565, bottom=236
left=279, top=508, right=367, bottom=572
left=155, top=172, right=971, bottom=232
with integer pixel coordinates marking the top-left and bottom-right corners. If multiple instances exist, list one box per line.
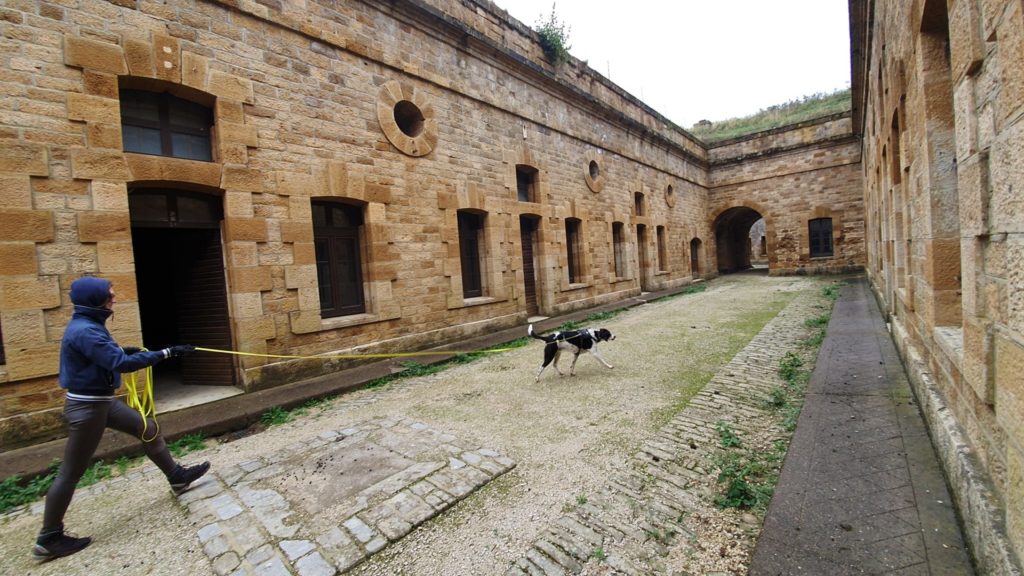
left=33, top=276, right=210, bottom=562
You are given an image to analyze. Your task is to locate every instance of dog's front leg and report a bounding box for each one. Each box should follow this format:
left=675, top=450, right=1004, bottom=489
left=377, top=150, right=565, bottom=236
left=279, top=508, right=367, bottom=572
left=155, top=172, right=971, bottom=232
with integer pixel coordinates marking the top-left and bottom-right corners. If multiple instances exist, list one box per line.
left=589, top=348, right=614, bottom=369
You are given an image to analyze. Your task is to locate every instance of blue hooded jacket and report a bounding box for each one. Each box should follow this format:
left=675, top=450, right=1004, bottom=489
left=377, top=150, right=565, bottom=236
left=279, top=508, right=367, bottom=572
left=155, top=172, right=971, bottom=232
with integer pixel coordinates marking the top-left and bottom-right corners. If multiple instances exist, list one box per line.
left=59, top=276, right=167, bottom=397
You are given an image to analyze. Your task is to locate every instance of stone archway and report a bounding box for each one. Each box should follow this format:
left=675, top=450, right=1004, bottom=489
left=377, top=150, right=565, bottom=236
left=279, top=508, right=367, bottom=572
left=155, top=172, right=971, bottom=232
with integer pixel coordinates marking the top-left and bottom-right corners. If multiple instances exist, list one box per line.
left=713, top=206, right=766, bottom=273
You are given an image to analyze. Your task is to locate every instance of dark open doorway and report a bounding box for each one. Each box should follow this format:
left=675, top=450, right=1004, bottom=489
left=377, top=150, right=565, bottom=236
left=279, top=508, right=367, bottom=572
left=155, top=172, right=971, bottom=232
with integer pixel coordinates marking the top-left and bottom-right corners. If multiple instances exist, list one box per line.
left=130, top=189, right=237, bottom=409
left=713, top=207, right=766, bottom=274
left=519, top=215, right=540, bottom=317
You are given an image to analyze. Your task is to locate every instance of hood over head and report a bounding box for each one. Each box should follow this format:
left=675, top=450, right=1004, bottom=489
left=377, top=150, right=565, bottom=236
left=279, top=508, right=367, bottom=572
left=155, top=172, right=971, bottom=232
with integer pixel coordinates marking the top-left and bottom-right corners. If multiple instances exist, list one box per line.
left=70, top=276, right=112, bottom=309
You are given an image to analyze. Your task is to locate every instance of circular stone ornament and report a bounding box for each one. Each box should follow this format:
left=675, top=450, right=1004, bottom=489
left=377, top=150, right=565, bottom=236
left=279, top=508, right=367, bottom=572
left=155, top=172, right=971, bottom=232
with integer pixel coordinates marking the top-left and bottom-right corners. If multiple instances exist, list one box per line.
left=584, top=152, right=605, bottom=193
left=377, top=80, right=438, bottom=157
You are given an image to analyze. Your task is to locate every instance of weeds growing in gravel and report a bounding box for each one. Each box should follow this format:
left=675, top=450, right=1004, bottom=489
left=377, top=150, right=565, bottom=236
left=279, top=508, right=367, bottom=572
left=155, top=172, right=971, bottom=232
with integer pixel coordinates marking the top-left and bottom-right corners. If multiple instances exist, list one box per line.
left=710, top=281, right=836, bottom=511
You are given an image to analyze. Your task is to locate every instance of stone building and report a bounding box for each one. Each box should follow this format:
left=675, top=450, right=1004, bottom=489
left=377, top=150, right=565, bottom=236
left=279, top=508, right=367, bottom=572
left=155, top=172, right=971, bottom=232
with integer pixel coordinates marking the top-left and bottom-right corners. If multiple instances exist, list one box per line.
left=0, top=0, right=1017, bottom=570
left=851, top=0, right=1024, bottom=571
left=0, top=0, right=862, bottom=449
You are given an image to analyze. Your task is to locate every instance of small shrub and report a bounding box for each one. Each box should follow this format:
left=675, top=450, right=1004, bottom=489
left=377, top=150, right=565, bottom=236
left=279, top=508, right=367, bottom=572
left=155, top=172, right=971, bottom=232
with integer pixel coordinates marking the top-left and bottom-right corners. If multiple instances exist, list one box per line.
left=590, top=547, right=607, bottom=561
left=534, top=4, right=571, bottom=66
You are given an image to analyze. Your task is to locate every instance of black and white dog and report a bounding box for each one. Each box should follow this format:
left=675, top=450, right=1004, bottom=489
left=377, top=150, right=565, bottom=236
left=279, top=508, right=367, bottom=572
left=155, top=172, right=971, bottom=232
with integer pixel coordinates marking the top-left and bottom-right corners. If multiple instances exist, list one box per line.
left=527, top=324, right=615, bottom=381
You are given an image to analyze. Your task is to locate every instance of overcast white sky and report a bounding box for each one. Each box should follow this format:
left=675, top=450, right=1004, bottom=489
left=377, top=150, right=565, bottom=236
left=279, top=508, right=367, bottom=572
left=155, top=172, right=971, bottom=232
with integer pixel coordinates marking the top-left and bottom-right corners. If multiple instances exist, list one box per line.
left=495, top=1, right=852, bottom=128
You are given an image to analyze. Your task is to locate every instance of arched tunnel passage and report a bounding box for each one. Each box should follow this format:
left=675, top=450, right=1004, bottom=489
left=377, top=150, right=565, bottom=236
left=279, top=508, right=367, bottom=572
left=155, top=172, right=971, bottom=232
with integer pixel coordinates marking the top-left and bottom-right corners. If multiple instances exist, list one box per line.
left=714, top=206, right=766, bottom=273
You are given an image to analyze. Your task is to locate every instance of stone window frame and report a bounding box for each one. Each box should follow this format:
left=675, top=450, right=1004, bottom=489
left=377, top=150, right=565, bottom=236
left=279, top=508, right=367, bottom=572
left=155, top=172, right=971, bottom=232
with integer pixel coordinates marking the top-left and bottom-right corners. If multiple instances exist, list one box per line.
left=656, top=225, right=668, bottom=273
left=808, top=217, right=835, bottom=258
left=457, top=209, right=487, bottom=299
left=565, top=217, right=583, bottom=285
left=376, top=80, right=438, bottom=158
left=515, top=164, right=540, bottom=203
left=665, top=183, right=676, bottom=208
left=291, top=162, right=402, bottom=335
left=311, top=199, right=368, bottom=319
left=634, top=191, right=646, bottom=216
left=611, top=220, right=628, bottom=281
left=119, top=88, right=214, bottom=161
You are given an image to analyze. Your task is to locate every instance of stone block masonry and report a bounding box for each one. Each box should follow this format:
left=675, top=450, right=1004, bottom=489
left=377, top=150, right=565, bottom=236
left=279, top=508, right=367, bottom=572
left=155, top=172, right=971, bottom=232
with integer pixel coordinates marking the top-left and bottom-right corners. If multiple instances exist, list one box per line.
left=178, top=417, right=514, bottom=575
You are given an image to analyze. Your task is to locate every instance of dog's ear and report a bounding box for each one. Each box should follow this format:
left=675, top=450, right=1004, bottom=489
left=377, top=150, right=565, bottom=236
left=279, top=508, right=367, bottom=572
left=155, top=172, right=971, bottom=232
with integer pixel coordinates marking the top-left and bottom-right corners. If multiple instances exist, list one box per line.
left=599, top=329, right=614, bottom=341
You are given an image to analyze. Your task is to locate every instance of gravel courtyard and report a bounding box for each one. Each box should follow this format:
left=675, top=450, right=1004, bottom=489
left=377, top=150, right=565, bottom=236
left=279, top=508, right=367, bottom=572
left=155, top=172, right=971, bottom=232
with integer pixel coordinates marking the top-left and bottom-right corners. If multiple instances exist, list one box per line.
left=0, top=272, right=834, bottom=575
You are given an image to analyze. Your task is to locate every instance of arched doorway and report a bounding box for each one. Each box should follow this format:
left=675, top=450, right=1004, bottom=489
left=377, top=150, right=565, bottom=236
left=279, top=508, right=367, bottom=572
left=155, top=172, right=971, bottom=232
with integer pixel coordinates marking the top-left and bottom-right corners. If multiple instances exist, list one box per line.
left=636, top=224, right=650, bottom=291
left=713, top=206, right=766, bottom=273
left=690, top=238, right=703, bottom=278
left=129, top=188, right=237, bottom=406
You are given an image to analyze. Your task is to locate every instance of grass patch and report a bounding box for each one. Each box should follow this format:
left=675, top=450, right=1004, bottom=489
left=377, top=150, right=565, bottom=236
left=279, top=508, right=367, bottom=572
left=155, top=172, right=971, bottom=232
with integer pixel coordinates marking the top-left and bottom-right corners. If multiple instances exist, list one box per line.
left=648, top=283, right=708, bottom=304
left=78, top=460, right=111, bottom=488
left=0, top=432, right=208, bottom=514
left=168, top=432, right=207, bottom=457
left=0, top=460, right=59, bottom=514
left=260, top=406, right=292, bottom=427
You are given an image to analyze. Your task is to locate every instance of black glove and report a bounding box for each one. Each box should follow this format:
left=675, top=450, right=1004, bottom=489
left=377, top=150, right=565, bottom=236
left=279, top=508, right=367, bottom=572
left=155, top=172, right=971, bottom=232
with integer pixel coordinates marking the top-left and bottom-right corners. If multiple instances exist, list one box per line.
left=122, top=346, right=143, bottom=355
left=167, top=344, right=196, bottom=358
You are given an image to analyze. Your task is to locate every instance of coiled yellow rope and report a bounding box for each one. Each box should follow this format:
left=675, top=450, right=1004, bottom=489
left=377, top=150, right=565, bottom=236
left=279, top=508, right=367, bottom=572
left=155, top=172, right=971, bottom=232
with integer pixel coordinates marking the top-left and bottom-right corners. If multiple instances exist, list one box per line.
left=122, top=361, right=159, bottom=442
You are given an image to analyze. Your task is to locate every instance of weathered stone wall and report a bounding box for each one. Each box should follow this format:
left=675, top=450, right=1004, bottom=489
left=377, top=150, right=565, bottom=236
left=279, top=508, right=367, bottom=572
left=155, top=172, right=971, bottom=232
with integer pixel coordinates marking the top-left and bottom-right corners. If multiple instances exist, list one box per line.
left=856, top=0, right=1024, bottom=570
left=709, top=116, right=866, bottom=275
left=0, top=0, right=714, bottom=448
left=0, top=0, right=866, bottom=456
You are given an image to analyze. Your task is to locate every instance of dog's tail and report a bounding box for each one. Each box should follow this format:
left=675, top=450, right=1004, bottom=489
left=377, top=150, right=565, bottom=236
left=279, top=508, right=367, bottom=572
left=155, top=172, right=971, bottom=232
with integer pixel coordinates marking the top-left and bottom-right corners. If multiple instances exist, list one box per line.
left=527, top=324, right=549, bottom=342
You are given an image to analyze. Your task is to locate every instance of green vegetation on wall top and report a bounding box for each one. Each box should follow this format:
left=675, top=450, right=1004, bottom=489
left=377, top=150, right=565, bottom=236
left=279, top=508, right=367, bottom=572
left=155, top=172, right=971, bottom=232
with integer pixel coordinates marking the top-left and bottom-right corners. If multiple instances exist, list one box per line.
left=689, top=88, right=852, bottom=143
left=534, top=4, right=571, bottom=66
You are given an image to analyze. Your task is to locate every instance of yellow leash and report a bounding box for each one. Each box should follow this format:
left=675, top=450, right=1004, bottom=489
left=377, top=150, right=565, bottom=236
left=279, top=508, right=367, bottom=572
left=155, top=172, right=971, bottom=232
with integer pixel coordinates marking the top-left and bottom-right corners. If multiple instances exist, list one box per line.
left=193, top=346, right=515, bottom=359
left=120, top=344, right=514, bottom=441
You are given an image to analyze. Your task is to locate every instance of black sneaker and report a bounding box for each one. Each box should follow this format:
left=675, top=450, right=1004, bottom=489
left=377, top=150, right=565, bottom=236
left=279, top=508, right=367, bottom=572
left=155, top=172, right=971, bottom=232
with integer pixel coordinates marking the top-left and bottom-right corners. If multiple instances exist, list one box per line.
left=168, top=461, right=211, bottom=495
left=32, top=531, right=92, bottom=561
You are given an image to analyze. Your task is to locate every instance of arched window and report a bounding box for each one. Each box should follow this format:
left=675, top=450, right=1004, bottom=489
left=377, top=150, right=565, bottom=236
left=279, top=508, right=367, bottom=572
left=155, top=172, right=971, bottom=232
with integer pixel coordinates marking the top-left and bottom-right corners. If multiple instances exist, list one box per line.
left=312, top=200, right=366, bottom=317
left=120, top=89, right=213, bottom=161
left=809, top=218, right=834, bottom=258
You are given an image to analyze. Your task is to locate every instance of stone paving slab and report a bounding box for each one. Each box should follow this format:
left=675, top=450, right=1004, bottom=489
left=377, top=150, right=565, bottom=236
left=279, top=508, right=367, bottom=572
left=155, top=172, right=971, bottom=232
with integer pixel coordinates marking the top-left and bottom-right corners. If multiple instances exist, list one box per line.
left=176, top=416, right=515, bottom=575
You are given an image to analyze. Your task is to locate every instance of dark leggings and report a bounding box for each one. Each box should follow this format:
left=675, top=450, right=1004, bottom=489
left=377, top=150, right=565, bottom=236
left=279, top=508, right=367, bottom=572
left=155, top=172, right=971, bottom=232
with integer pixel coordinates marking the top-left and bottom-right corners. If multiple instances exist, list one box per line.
left=40, top=398, right=177, bottom=536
